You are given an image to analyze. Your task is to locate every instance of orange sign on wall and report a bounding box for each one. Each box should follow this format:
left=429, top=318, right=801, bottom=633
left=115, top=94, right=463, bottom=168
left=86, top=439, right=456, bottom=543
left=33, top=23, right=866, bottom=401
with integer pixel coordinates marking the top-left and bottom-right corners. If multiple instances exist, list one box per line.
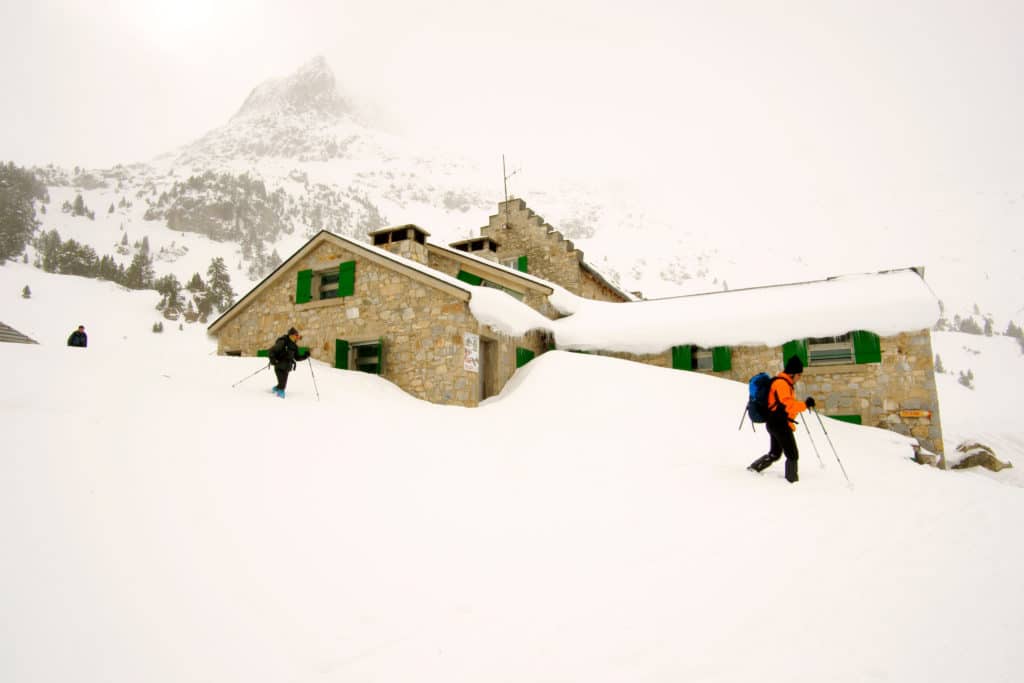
left=899, top=410, right=932, bottom=419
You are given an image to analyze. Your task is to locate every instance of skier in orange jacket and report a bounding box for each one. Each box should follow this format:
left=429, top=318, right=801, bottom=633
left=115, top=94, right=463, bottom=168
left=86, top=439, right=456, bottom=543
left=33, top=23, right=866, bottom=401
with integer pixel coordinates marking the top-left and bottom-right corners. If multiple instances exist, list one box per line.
left=747, top=355, right=816, bottom=483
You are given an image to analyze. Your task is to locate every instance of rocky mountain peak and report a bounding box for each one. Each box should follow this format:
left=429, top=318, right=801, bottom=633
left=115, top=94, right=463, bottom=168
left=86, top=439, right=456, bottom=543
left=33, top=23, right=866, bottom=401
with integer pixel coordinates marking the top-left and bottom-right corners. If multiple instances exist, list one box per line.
left=231, top=56, right=351, bottom=122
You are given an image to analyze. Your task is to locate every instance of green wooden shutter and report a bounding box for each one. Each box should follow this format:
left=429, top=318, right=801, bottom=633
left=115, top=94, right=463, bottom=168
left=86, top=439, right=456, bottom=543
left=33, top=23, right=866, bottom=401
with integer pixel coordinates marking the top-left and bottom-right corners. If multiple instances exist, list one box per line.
left=782, top=339, right=808, bottom=369
left=338, top=261, right=355, bottom=297
left=830, top=414, right=863, bottom=425
left=711, top=346, right=732, bottom=372
left=516, top=347, right=535, bottom=368
left=517, top=255, right=528, bottom=273
left=671, top=345, right=693, bottom=370
left=335, top=339, right=349, bottom=369
left=457, top=270, right=483, bottom=285
left=374, top=337, right=384, bottom=375
left=257, top=349, right=269, bottom=358
left=852, top=330, right=881, bottom=364
left=296, top=269, right=313, bottom=304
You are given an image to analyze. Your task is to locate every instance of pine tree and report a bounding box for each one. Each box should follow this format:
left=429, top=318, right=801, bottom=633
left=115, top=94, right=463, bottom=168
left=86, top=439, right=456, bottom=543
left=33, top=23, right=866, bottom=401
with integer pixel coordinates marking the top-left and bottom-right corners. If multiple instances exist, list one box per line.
left=186, top=272, right=205, bottom=292
left=934, top=354, right=945, bottom=373
left=205, top=256, right=235, bottom=313
left=37, top=230, right=62, bottom=273
left=154, top=274, right=183, bottom=312
left=0, top=161, right=47, bottom=261
left=21, top=284, right=31, bottom=299
left=124, top=245, right=155, bottom=289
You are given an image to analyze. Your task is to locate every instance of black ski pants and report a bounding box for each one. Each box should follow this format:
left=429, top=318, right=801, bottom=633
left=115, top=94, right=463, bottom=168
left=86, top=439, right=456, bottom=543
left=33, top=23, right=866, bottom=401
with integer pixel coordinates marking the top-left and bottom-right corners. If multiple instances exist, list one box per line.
left=274, top=367, right=291, bottom=391
left=765, top=419, right=799, bottom=465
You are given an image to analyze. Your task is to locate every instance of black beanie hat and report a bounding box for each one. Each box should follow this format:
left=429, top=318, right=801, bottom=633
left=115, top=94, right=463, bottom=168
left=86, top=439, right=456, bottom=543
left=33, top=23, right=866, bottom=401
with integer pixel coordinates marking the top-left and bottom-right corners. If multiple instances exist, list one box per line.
left=287, top=327, right=299, bottom=336
left=785, top=355, right=804, bottom=375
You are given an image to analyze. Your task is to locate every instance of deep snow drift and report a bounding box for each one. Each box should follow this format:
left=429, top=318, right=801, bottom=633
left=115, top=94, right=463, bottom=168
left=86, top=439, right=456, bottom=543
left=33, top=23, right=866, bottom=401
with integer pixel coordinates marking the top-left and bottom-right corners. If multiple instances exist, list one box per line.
left=2, top=263, right=1023, bottom=682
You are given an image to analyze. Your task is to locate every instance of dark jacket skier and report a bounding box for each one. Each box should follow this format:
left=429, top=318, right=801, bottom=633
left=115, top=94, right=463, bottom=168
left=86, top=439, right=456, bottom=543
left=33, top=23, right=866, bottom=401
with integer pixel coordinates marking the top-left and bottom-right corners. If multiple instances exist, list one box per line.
left=747, top=355, right=816, bottom=483
left=268, top=327, right=309, bottom=397
left=67, top=325, right=88, bottom=347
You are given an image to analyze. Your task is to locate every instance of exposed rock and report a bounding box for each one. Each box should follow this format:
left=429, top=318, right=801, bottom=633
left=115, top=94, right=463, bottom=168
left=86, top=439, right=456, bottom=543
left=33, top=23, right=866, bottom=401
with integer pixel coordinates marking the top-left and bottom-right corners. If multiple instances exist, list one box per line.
left=952, top=441, right=1013, bottom=472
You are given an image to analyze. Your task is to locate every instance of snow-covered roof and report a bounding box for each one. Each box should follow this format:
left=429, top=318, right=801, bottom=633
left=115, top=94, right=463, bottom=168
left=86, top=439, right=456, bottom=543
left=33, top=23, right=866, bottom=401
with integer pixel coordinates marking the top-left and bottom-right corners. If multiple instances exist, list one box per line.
left=549, top=268, right=941, bottom=355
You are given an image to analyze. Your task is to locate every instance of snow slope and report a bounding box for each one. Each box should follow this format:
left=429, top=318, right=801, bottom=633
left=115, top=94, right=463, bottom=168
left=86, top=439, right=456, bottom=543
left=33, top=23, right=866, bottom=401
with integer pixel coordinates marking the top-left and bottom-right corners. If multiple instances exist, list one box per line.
left=2, top=265, right=1023, bottom=682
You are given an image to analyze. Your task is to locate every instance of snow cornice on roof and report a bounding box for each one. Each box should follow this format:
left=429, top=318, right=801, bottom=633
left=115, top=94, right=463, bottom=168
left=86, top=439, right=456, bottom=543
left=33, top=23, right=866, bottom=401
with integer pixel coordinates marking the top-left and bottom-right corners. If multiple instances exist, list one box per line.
left=551, top=267, right=941, bottom=355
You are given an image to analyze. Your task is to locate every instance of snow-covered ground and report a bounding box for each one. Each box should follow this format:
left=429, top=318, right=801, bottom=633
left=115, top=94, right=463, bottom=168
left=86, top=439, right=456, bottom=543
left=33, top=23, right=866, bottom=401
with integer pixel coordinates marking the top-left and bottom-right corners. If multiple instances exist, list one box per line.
left=2, top=263, right=1023, bottom=682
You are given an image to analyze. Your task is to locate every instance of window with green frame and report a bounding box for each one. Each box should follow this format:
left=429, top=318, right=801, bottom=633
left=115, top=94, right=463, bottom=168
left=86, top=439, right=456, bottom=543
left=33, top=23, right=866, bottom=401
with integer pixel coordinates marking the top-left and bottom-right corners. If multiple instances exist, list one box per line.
left=783, top=331, right=881, bottom=368
left=296, top=261, right=355, bottom=303
left=335, top=338, right=383, bottom=374
left=671, top=345, right=732, bottom=372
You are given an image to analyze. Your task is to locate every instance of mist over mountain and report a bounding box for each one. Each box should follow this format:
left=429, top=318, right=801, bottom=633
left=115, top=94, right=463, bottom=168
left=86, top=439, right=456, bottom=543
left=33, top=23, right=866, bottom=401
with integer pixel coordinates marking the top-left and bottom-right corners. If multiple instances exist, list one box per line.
left=7, top=56, right=1024, bottom=330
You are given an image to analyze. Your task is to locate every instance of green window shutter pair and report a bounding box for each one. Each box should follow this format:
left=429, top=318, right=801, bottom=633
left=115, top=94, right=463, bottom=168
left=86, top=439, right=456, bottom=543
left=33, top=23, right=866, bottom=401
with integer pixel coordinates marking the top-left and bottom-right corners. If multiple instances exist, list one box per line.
left=671, top=345, right=692, bottom=370
left=296, top=262, right=356, bottom=302
left=336, top=338, right=384, bottom=374
left=296, top=269, right=313, bottom=304
left=517, top=255, right=528, bottom=273
left=783, top=332, right=881, bottom=367
left=782, top=339, right=808, bottom=369
left=672, top=345, right=732, bottom=371
left=829, top=414, right=863, bottom=425
left=516, top=347, right=535, bottom=368
left=257, top=349, right=269, bottom=358
left=457, top=270, right=483, bottom=286
left=852, top=331, right=881, bottom=364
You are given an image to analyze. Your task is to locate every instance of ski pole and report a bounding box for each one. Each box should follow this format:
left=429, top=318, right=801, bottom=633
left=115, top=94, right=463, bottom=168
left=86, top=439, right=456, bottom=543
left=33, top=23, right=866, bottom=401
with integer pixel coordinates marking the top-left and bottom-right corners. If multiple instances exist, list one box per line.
left=738, top=408, right=756, bottom=432
left=801, top=418, right=825, bottom=469
left=813, top=409, right=851, bottom=486
left=307, top=358, right=320, bottom=402
left=232, top=363, right=270, bottom=388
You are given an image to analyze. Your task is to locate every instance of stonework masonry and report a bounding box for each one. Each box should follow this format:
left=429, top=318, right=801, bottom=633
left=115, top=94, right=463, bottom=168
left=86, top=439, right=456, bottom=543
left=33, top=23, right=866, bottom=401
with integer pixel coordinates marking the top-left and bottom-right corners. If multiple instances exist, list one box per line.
left=213, top=238, right=546, bottom=406
left=601, top=329, right=944, bottom=455
left=426, top=250, right=561, bottom=321
left=480, top=199, right=629, bottom=303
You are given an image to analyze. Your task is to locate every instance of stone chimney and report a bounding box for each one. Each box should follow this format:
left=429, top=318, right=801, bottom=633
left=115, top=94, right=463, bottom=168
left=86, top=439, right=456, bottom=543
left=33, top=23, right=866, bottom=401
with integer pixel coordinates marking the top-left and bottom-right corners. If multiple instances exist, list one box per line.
left=448, top=236, right=501, bottom=263
left=369, top=224, right=430, bottom=265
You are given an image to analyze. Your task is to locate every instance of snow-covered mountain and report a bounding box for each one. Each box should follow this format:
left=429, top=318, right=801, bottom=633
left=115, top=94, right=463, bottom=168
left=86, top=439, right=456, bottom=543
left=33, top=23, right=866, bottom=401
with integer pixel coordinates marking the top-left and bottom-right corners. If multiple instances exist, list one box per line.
left=16, top=56, right=1024, bottom=332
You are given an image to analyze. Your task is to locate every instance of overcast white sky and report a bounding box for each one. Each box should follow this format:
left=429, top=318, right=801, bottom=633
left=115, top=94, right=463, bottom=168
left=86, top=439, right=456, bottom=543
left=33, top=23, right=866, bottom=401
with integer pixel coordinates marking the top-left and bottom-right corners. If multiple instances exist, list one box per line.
left=2, top=1, right=1022, bottom=205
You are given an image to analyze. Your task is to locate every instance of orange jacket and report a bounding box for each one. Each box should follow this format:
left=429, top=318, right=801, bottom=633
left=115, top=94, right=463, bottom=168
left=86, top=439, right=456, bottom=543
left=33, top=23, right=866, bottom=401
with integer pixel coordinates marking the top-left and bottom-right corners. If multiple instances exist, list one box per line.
left=769, top=372, right=807, bottom=431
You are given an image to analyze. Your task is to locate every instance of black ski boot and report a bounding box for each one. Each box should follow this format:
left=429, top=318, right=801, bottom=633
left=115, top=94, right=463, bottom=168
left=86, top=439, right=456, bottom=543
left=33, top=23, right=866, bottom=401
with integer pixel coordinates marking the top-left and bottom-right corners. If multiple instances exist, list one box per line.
left=747, top=454, right=776, bottom=473
left=785, top=459, right=799, bottom=483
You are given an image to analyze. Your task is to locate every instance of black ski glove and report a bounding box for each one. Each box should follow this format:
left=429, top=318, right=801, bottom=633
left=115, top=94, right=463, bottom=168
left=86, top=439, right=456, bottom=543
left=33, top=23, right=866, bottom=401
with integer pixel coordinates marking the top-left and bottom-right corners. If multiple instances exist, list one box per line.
left=805, top=396, right=816, bottom=409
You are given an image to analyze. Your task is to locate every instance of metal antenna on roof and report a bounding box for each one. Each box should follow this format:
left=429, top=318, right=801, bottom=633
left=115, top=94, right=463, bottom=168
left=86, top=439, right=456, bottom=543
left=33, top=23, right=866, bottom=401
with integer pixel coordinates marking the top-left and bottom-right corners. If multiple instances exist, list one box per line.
left=502, top=154, right=518, bottom=229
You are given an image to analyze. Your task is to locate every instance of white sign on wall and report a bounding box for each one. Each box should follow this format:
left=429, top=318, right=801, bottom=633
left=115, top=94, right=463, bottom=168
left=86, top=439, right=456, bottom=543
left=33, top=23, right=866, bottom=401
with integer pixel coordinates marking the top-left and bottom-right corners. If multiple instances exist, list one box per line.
left=463, top=332, right=480, bottom=372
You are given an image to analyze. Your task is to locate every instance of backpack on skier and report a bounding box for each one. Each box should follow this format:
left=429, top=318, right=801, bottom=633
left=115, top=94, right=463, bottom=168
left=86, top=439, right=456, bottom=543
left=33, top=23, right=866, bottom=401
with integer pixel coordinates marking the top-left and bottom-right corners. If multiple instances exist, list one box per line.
left=742, top=372, right=795, bottom=429
left=745, top=372, right=774, bottom=424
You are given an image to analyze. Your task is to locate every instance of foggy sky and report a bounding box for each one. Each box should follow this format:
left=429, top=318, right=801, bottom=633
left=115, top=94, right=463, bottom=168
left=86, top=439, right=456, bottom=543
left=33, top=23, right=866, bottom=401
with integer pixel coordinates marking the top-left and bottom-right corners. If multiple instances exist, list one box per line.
left=2, top=0, right=1022, bottom=205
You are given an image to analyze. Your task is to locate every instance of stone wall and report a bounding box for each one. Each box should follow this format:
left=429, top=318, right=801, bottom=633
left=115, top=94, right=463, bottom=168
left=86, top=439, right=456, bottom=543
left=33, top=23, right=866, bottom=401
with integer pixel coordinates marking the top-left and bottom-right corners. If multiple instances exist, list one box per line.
left=214, top=238, right=546, bottom=406
left=598, top=329, right=944, bottom=454
left=480, top=199, right=628, bottom=303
